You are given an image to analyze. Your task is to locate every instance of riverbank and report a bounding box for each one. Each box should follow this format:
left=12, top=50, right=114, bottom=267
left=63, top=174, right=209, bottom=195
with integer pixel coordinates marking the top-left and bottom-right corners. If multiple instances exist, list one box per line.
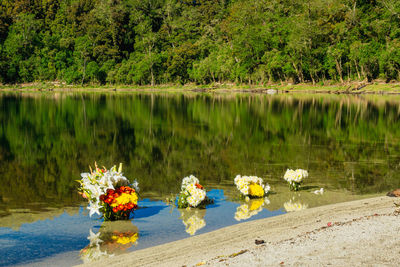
left=1, top=81, right=400, bottom=95
left=78, top=196, right=399, bottom=267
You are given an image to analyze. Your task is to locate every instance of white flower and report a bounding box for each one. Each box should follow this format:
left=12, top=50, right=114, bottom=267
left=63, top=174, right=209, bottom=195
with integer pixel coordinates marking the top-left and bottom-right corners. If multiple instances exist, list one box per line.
left=313, top=188, right=324, bottom=195
left=283, top=199, right=308, bottom=212
left=87, top=229, right=102, bottom=246
left=234, top=198, right=267, bottom=221
left=264, top=183, right=271, bottom=194
left=234, top=175, right=270, bottom=196
left=181, top=175, right=200, bottom=191
left=87, top=201, right=101, bottom=217
left=284, top=169, right=308, bottom=184
left=179, top=175, right=206, bottom=208
left=182, top=214, right=206, bottom=235
left=185, top=184, right=206, bottom=207
left=80, top=244, right=110, bottom=264
left=132, top=180, right=140, bottom=192
left=234, top=204, right=251, bottom=221
left=283, top=169, right=296, bottom=182
left=81, top=172, right=90, bottom=179
left=78, top=164, right=138, bottom=218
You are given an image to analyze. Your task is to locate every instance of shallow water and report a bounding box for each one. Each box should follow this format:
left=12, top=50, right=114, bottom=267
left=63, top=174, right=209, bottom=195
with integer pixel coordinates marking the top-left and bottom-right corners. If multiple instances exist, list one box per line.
left=0, top=92, right=399, bottom=266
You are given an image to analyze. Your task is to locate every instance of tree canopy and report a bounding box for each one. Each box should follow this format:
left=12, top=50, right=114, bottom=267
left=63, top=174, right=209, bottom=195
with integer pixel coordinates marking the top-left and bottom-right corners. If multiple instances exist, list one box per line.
left=1, top=0, right=400, bottom=85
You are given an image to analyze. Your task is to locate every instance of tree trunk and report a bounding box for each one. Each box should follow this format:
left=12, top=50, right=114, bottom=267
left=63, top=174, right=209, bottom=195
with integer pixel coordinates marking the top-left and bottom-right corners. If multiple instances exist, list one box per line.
left=148, top=43, right=155, bottom=86
left=151, top=67, right=155, bottom=86
left=211, top=71, right=215, bottom=83
left=335, top=58, right=343, bottom=83
left=310, top=71, right=315, bottom=85
left=354, top=60, right=361, bottom=80
left=292, top=62, right=304, bottom=83
left=361, top=65, right=366, bottom=79
left=81, top=58, right=87, bottom=86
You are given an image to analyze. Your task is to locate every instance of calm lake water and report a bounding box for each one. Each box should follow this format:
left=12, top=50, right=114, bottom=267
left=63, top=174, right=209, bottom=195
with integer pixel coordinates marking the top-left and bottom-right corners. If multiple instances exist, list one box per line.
left=1, top=92, right=400, bottom=266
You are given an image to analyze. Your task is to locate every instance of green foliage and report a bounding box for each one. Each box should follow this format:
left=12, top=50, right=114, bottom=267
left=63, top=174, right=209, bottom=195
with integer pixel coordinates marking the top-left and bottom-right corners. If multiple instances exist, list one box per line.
left=2, top=0, right=400, bottom=84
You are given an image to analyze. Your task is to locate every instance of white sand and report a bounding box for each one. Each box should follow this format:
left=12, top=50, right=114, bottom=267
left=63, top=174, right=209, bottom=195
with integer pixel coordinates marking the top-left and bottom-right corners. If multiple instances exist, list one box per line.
left=78, top=196, right=400, bottom=267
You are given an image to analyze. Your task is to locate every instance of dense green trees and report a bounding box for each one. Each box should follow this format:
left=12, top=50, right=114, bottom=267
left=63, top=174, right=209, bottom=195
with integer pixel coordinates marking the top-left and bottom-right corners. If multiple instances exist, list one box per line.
left=1, top=0, right=400, bottom=85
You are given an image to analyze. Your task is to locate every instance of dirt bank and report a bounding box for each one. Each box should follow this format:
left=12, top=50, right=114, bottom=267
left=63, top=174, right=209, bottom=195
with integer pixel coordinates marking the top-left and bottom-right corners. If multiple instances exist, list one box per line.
left=77, top=196, right=399, bottom=267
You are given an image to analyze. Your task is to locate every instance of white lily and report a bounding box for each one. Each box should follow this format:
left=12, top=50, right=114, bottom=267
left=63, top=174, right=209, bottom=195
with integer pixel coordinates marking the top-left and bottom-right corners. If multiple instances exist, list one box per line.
left=87, top=201, right=101, bottom=217
left=132, top=180, right=140, bottom=192
left=87, top=229, right=102, bottom=246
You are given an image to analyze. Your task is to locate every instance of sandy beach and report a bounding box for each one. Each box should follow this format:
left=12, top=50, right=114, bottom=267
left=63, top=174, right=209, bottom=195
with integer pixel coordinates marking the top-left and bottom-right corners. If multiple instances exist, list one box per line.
left=78, top=196, right=399, bottom=267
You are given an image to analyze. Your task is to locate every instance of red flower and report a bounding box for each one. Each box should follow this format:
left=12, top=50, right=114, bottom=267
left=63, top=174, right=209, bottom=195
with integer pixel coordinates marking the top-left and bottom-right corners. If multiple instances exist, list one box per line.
left=107, top=189, right=115, bottom=195
left=195, top=183, right=204, bottom=189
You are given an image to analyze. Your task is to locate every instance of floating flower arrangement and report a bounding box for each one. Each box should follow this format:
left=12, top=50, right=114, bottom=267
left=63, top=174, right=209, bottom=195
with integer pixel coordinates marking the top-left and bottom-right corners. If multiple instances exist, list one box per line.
left=283, top=169, right=308, bottom=191
left=177, top=175, right=212, bottom=208
left=77, top=163, right=140, bottom=221
left=234, top=175, right=271, bottom=198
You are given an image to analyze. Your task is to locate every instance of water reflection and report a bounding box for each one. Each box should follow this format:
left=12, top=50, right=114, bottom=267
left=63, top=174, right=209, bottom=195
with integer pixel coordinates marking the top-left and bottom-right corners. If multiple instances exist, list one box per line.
left=234, top=198, right=270, bottom=221
left=1, top=93, right=400, bottom=213
left=80, top=221, right=139, bottom=263
left=283, top=197, right=309, bottom=212
left=179, top=208, right=206, bottom=235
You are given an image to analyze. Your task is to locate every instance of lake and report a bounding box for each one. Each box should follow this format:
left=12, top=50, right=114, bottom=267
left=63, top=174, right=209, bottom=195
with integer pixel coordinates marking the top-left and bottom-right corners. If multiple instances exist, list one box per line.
left=0, top=92, right=399, bottom=266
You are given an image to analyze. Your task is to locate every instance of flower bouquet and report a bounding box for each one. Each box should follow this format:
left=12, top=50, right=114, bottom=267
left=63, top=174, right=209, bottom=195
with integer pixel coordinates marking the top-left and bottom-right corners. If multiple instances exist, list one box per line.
left=234, top=175, right=271, bottom=198
left=77, top=163, right=140, bottom=221
left=283, top=169, right=308, bottom=191
left=234, top=197, right=270, bottom=221
left=177, top=175, right=212, bottom=208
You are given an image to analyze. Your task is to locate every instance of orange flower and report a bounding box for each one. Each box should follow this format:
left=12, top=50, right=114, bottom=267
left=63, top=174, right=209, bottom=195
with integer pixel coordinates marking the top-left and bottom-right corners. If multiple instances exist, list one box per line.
left=195, top=183, right=204, bottom=189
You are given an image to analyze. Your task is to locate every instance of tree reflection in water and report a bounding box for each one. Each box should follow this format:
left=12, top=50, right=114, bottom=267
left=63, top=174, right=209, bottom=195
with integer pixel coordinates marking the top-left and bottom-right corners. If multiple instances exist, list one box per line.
left=0, top=93, right=400, bottom=216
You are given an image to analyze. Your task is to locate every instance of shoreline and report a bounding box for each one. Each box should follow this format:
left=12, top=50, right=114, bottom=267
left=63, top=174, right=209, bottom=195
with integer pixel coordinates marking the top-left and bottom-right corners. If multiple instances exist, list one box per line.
left=78, top=195, right=399, bottom=267
left=1, top=82, right=400, bottom=95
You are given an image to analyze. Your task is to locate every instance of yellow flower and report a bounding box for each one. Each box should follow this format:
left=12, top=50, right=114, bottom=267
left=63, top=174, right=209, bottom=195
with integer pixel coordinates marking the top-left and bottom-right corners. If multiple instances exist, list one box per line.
left=111, top=233, right=139, bottom=245
left=111, top=192, right=138, bottom=207
left=248, top=183, right=264, bottom=197
left=249, top=198, right=264, bottom=211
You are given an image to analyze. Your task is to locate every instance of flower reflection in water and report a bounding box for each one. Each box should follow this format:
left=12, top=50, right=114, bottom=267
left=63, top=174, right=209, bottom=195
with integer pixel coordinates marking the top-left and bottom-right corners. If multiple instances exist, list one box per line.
left=283, top=197, right=308, bottom=212
left=179, top=208, right=206, bottom=236
left=80, top=221, right=139, bottom=263
left=234, top=197, right=270, bottom=221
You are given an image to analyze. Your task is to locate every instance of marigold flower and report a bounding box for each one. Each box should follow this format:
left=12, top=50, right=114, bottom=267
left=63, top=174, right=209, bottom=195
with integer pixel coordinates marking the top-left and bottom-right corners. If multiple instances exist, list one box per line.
left=249, top=183, right=264, bottom=197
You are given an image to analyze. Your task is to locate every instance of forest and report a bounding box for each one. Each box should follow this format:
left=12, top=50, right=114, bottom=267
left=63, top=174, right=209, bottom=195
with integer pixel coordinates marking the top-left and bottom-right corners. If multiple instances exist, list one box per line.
left=0, top=0, right=400, bottom=85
